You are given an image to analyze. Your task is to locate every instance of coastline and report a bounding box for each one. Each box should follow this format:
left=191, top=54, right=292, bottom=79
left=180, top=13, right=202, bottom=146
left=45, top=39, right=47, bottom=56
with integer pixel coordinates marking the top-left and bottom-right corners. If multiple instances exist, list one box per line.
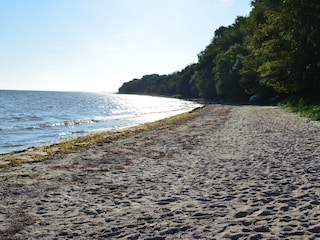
left=0, top=91, right=202, bottom=156
left=0, top=106, right=204, bottom=168
left=1, top=104, right=320, bottom=239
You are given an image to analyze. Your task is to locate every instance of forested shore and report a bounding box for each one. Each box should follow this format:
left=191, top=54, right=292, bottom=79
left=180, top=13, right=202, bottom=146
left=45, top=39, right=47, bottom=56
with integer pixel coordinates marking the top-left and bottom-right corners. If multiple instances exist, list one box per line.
left=118, top=0, right=319, bottom=118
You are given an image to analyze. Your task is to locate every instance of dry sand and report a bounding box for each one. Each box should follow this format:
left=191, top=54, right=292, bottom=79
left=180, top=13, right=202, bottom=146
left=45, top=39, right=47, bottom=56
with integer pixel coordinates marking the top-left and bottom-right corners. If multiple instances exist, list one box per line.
left=0, top=104, right=319, bottom=240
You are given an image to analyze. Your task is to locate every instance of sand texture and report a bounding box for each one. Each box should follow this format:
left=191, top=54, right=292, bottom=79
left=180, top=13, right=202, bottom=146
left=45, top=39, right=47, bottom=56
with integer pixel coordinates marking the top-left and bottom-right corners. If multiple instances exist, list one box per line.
left=0, top=105, right=320, bottom=239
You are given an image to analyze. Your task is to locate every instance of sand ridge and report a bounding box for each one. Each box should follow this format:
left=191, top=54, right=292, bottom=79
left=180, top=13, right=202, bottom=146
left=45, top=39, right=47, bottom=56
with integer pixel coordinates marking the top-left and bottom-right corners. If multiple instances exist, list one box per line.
left=0, top=104, right=319, bottom=239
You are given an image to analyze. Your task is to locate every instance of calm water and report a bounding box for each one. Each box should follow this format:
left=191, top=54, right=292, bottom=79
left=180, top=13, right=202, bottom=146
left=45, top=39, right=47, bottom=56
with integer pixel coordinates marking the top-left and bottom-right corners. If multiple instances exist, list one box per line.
left=0, top=90, right=201, bottom=154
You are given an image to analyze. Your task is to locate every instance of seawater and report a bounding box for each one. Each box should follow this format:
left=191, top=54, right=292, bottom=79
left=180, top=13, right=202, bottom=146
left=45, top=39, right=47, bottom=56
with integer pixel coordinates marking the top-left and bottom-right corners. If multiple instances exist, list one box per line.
left=0, top=90, right=201, bottom=154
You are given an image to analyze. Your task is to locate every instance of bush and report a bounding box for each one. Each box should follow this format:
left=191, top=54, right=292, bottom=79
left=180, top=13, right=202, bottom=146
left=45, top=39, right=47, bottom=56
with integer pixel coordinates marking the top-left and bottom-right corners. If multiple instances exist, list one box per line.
left=280, top=97, right=320, bottom=121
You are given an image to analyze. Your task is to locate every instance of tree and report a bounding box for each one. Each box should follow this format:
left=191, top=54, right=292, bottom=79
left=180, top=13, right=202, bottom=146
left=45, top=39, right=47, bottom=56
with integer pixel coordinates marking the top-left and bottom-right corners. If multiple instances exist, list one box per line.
left=242, top=0, right=320, bottom=97
left=119, top=0, right=320, bottom=102
left=214, top=44, right=247, bottom=101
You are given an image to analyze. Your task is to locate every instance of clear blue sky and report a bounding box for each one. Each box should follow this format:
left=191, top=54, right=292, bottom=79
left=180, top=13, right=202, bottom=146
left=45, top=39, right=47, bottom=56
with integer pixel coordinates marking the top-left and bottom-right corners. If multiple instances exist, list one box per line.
left=0, top=0, right=252, bottom=92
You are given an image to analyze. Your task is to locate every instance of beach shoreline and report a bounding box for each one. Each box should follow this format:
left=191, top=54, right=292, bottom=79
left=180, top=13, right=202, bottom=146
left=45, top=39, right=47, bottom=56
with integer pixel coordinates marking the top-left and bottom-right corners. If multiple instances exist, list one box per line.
left=1, top=104, right=320, bottom=239
left=0, top=91, right=201, bottom=156
left=0, top=106, right=204, bottom=168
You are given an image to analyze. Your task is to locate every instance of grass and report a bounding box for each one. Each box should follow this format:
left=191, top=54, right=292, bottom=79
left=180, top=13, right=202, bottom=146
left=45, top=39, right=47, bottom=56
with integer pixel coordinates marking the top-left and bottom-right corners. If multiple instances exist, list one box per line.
left=280, top=97, right=320, bottom=121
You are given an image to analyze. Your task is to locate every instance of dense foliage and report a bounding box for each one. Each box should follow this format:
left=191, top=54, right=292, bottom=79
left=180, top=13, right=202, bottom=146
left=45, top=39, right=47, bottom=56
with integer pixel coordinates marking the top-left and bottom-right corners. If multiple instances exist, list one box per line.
left=119, top=0, right=320, bottom=104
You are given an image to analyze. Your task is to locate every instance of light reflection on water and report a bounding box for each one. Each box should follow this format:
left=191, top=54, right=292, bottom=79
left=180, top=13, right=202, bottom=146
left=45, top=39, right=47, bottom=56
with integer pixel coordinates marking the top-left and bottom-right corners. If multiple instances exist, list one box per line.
left=0, top=91, right=201, bottom=153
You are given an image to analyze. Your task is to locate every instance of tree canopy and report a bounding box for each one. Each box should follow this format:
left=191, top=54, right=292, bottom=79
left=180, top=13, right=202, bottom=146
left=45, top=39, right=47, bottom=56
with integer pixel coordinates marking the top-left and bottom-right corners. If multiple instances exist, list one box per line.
left=119, top=0, right=320, bottom=103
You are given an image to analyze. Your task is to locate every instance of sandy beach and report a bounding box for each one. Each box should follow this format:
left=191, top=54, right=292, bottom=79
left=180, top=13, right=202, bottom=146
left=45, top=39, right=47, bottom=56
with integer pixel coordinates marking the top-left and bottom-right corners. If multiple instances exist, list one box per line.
left=0, top=104, right=320, bottom=240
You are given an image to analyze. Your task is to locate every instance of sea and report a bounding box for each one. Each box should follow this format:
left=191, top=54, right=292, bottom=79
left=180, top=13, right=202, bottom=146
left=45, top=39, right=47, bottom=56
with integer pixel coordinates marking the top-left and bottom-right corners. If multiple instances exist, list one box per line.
left=0, top=90, right=201, bottom=154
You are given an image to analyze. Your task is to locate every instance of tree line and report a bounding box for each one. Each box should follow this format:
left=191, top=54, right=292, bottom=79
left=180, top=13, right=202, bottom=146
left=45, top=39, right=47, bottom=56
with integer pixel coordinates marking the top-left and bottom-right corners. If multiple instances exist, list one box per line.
left=118, top=0, right=320, bottom=103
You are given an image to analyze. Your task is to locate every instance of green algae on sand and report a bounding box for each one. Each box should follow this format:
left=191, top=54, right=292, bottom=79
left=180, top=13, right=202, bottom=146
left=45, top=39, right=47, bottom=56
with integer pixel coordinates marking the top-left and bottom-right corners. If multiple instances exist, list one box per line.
left=0, top=107, right=203, bottom=168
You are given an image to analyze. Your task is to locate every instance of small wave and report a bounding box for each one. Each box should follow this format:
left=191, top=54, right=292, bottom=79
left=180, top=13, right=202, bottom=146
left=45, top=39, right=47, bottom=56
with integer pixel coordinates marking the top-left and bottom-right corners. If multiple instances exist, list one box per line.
left=0, top=92, right=201, bottom=154
left=63, top=120, right=94, bottom=126
left=39, top=116, right=130, bottom=129
left=12, top=114, right=43, bottom=122
left=41, top=119, right=95, bottom=128
left=2, top=142, right=24, bottom=148
left=93, top=114, right=136, bottom=122
left=58, top=129, right=88, bottom=136
left=25, top=126, right=41, bottom=130
left=12, top=116, right=24, bottom=121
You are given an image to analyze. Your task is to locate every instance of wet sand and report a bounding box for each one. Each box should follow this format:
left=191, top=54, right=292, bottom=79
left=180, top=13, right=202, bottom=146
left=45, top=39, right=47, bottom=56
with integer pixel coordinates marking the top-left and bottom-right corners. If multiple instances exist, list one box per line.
left=0, top=104, right=319, bottom=239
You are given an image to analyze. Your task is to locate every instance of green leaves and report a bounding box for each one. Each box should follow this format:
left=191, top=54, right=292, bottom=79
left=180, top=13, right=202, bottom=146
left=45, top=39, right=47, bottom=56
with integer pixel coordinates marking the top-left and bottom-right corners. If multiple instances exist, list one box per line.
left=119, top=0, right=320, bottom=103
left=243, top=0, right=320, bottom=97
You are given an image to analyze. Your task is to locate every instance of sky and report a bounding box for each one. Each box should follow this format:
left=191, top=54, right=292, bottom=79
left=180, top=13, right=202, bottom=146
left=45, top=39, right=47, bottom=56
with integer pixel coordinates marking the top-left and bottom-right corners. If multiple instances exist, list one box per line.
left=0, top=0, right=252, bottom=92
